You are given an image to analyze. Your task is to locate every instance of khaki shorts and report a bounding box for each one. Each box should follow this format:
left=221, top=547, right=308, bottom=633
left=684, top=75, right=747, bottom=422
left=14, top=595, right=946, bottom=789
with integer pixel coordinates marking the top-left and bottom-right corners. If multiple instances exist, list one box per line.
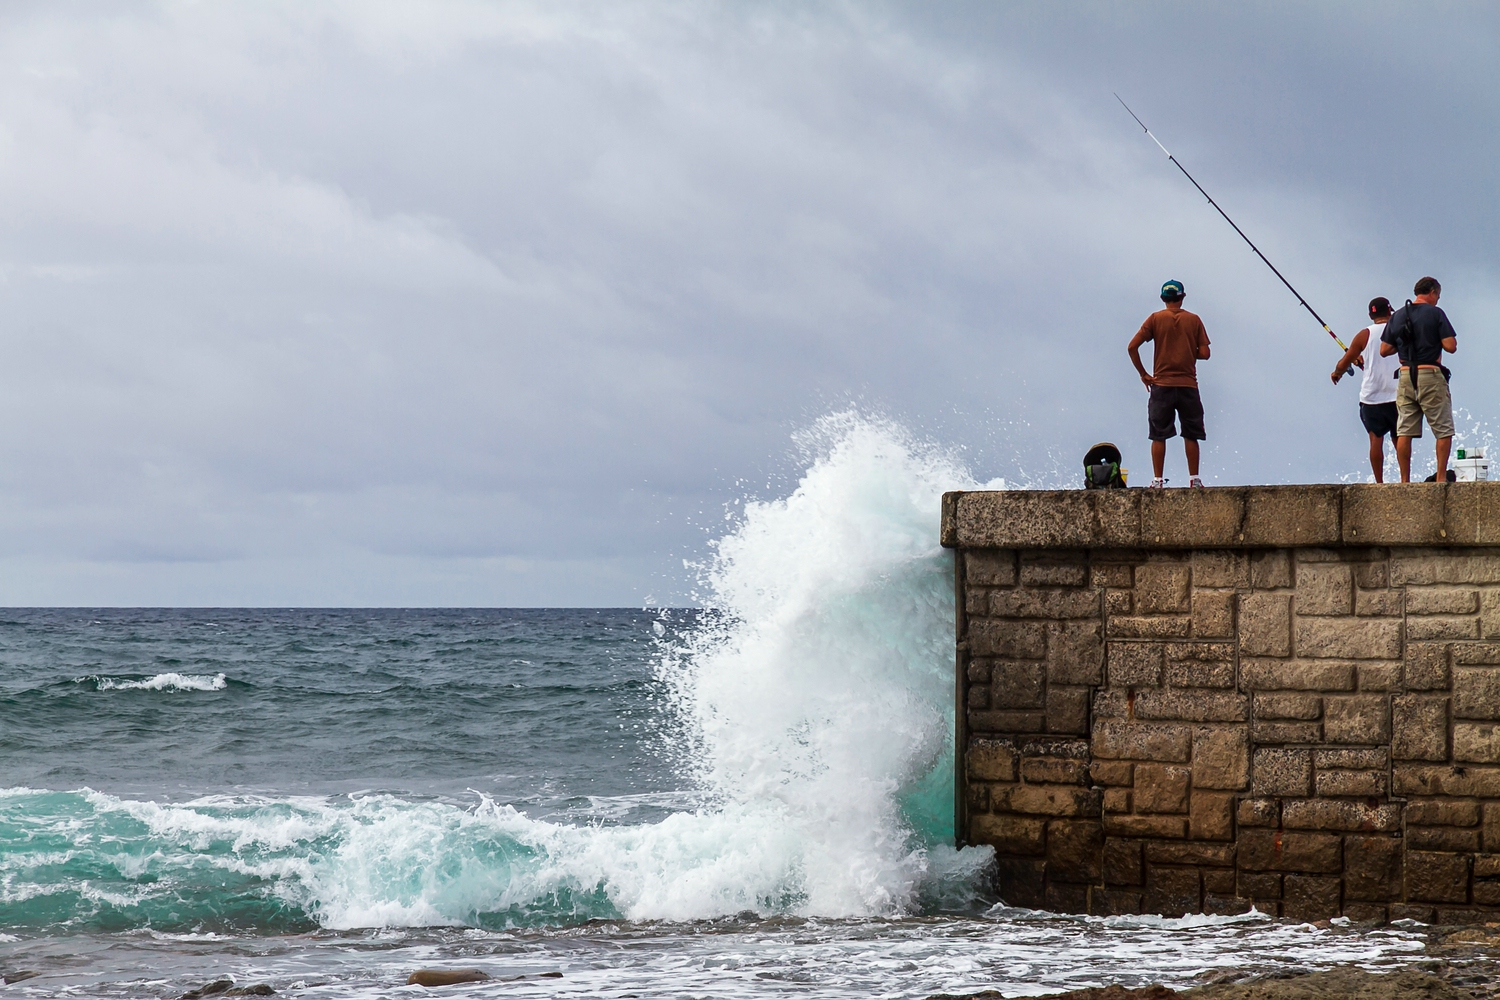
left=1396, top=367, right=1455, bottom=439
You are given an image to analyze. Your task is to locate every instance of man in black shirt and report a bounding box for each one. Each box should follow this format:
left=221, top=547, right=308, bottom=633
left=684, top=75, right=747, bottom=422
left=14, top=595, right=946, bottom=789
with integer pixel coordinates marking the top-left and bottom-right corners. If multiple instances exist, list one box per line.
left=1380, top=276, right=1458, bottom=483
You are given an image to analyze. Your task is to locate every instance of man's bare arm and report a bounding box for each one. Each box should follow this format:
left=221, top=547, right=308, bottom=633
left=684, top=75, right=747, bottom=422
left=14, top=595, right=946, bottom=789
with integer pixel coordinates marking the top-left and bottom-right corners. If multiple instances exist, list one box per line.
left=1332, top=329, right=1369, bottom=384
left=1379, top=340, right=1398, bottom=357
left=1127, top=330, right=1153, bottom=388
left=1443, top=337, right=1457, bottom=354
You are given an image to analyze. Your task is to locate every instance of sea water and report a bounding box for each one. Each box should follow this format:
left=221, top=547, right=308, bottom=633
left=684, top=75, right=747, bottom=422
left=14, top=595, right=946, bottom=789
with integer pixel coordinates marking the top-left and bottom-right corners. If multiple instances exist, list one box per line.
left=0, top=415, right=1431, bottom=997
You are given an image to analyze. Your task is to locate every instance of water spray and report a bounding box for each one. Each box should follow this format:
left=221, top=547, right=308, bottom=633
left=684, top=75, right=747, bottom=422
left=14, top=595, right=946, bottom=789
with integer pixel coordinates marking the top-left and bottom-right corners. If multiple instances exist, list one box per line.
left=1116, top=94, right=1349, bottom=354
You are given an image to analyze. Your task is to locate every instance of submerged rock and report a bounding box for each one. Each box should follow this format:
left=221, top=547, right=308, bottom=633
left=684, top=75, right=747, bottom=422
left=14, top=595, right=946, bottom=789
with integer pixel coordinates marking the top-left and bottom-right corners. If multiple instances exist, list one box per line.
left=179, top=981, right=275, bottom=998
left=407, top=969, right=492, bottom=987
left=2, top=971, right=41, bottom=985
left=929, top=968, right=1472, bottom=1000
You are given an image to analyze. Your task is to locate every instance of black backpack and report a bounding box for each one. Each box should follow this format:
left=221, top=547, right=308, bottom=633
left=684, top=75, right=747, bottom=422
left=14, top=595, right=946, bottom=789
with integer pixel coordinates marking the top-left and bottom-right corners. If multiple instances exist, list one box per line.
left=1083, top=442, right=1128, bottom=489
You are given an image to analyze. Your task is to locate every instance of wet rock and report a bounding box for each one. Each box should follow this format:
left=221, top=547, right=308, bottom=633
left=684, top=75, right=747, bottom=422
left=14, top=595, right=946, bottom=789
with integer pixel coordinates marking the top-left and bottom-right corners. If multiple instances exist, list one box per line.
left=929, top=986, right=1174, bottom=1000
left=2, top=971, right=41, bottom=985
left=929, top=967, right=1473, bottom=1000
left=407, top=969, right=492, bottom=987
left=179, top=981, right=275, bottom=998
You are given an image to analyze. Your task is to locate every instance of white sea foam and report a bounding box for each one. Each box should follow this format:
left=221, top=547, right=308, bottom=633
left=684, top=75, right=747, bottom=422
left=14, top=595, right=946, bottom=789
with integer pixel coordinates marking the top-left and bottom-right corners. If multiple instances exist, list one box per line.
left=88, top=672, right=228, bottom=692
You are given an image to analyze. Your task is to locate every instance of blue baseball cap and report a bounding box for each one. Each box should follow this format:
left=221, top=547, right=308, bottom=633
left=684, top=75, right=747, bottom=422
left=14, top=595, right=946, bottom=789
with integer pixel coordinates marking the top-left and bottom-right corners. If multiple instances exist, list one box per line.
left=1161, top=279, right=1185, bottom=299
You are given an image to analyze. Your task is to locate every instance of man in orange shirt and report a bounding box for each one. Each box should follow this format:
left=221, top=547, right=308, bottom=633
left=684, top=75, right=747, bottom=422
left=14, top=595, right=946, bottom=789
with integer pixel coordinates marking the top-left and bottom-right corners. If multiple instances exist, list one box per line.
left=1127, top=280, right=1212, bottom=488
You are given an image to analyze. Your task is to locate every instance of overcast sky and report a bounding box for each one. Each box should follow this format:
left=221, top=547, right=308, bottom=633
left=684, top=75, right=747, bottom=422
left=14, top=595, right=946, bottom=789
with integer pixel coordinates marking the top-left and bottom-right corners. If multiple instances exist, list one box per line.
left=0, top=1, right=1496, bottom=606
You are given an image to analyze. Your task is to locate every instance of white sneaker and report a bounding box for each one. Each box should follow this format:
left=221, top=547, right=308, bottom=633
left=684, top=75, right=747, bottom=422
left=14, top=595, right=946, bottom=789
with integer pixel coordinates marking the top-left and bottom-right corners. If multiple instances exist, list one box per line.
left=1189, top=477, right=1205, bottom=488
left=1150, top=478, right=1168, bottom=488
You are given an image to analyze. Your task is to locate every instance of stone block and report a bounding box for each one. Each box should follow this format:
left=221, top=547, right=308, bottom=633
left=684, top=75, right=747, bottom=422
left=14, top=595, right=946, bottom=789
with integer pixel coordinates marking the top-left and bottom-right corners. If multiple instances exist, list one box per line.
left=1021, top=757, right=1090, bottom=785
left=1105, top=589, right=1132, bottom=614
left=1135, top=563, right=1191, bottom=615
left=1091, top=760, right=1133, bottom=786
left=967, top=659, right=993, bottom=684
left=1392, top=550, right=1500, bottom=586
left=1256, top=693, right=1322, bottom=720
left=1283, top=875, right=1342, bottom=922
left=1295, top=617, right=1402, bottom=659
left=997, top=783, right=1102, bottom=818
left=1471, top=882, right=1500, bottom=905
left=1239, top=593, right=1291, bottom=656
left=1190, top=790, right=1235, bottom=840
left=1166, top=658, right=1235, bottom=689
left=1453, top=643, right=1500, bottom=665
left=1443, top=486, right=1500, bottom=545
left=1133, top=763, right=1190, bottom=814
left=1405, top=851, right=1470, bottom=903
left=1476, top=854, right=1500, bottom=878
left=967, top=550, right=1018, bottom=586
left=1355, top=589, right=1402, bottom=617
left=1165, top=641, right=1235, bottom=661
left=1392, top=696, right=1450, bottom=761
left=1134, top=689, right=1249, bottom=723
left=1103, top=788, right=1130, bottom=813
left=1343, top=487, right=1445, bottom=545
left=1388, top=903, right=1436, bottom=922
left=968, top=620, right=1046, bottom=659
left=1242, top=487, right=1341, bottom=547
left=1252, top=748, right=1312, bottom=797
left=1354, top=561, right=1389, bottom=589
left=967, top=738, right=1017, bottom=781
left=1145, top=866, right=1201, bottom=917
left=1046, top=621, right=1103, bottom=686
left=992, top=587, right=1101, bottom=620
left=1238, top=798, right=1279, bottom=827
left=1407, top=617, right=1481, bottom=641
left=1314, top=769, right=1387, bottom=797
left=1296, top=564, right=1352, bottom=616
left=969, top=710, right=1045, bottom=733
left=1046, top=820, right=1103, bottom=882
left=1323, top=695, right=1392, bottom=744
left=970, top=685, right=992, bottom=710
left=1408, top=827, right=1480, bottom=852
left=1107, top=642, right=1162, bottom=687
left=1102, top=814, right=1187, bottom=838
left=994, top=856, right=1048, bottom=908
left=1241, top=658, right=1355, bottom=691
left=950, top=491, right=1137, bottom=550
left=1406, top=643, right=1452, bottom=690
left=1406, top=799, right=1480, bottom=827
left=1238, top=871, right=1283, bottom=901
left=1485, top=803, right=1500, bottom=853
left=1093, top=720, right=1191, bottom=762
left=1203, top=868, right=1236, bottom=895
left=990, top=661, right=1046, bottom=709
left=1356, top=662, right=1403, bottom=691
left=1046, top=686, right=1090, bottom=735
left=1408, top=587, right=1481, bottom=615
left=1102, top=838, right=1143, bottom=885
left=1192, top=726, right=1250, bottom=791
left=967, top=782, right=989, bottom=814
left=1019, top=556, right=1089, bottom=587
left=966, top=588, right=992, bottom=616
left=1252, top=720, right=1322, bottom=744
left=1191, top=551, right=1249, bottom=589
left=1238, top=829, right=1342, bottom=873
left=1108, top=616, right=1192, bottom=639
left=1342, top=903, right=1387, bottom=923
left=1282, top=798, right=1402, bottom=832
left=1045, top=882, right=1090, bottom=912
left=1091, top=889, right=1144, bottom=916
left=1192, top=591, right=1234, bottom=639
left=1484, top=591, right=1500, bottom=640
left=1313, top=748, right=1387, bottom=769
left=971, top=813, right=1045, bottom=854
left=1393, top=764, right=1500, bottom=798
left=1093, top=564, right=1132, bottom=588
left=1140, top=489, right=1244, bottom=547
left=1454, top=667, right=1500, bottom=720
left=1344, top=836, right=1403, bottom=901
left=1143, top=841, right=1236, bottom=866
left=1251, top=550, right=1292, bottom=589
left=1455, top=722, right=1500, bottom=763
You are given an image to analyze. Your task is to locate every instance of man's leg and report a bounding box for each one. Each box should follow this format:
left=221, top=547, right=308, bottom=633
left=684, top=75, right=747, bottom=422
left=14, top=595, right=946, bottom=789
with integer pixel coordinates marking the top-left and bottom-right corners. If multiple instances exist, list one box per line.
left=1369, top=433, right=1385, bottom=483
left=1397, top=436, right=1413, bottom=482
left=1152, top=440, right=1166, bottom=478
left=1184, top=439, right=1200, bottom=477
left=1437, top=436, right=1452, bottom=481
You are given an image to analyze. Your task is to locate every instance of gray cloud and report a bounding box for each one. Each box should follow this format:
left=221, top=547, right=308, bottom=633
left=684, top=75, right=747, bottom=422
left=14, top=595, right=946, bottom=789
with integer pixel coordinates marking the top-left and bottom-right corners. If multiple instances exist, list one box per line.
left=0, top=1, right=1495, bottom=605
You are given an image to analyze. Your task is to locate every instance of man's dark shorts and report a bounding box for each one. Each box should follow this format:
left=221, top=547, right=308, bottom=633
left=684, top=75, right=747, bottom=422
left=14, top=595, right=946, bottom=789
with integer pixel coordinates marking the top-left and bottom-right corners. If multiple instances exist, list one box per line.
left=1359, top=401, right=1399, bottom=440
left=1148, top=385, right=1206, bottom=441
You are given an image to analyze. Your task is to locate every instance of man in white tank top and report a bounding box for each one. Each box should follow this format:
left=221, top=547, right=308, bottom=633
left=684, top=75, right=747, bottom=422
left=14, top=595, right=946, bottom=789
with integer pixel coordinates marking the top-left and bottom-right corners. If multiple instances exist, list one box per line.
left=1331, top=297, right=1400, bottom=482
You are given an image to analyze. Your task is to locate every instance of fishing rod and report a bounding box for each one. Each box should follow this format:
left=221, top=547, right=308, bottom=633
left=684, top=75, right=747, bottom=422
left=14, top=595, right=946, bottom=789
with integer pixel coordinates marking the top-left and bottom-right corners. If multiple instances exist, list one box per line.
left=1115, top=94, right=1349, bottom=353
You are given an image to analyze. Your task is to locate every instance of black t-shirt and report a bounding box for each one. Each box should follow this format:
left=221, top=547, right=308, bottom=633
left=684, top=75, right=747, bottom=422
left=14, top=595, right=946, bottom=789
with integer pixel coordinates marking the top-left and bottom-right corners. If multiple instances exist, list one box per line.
left=1381, top=302, right=1456, bottom=366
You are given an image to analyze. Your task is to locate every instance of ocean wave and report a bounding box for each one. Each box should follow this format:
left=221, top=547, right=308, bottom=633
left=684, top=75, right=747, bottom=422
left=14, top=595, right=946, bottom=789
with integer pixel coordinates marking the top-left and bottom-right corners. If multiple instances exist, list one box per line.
left=80, top=672, right=229, bottom=692
left=0, top=413, right=998, bottom=933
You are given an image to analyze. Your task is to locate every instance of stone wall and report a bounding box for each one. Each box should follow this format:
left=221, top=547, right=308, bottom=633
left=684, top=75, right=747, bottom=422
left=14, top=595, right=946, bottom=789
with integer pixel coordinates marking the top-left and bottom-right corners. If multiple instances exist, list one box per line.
left=942, top=484, right=1500, bottom=923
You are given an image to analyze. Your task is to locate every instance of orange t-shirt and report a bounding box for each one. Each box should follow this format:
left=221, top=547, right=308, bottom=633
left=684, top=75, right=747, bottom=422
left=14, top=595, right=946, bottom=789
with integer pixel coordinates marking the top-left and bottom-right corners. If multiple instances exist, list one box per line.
left=1138, top=308, right=1209, bottom=387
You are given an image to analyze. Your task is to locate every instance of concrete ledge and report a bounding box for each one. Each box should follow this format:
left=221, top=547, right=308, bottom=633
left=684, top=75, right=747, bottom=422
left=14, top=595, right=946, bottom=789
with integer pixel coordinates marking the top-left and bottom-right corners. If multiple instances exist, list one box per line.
left=942, top=483, right=1499, bottom=550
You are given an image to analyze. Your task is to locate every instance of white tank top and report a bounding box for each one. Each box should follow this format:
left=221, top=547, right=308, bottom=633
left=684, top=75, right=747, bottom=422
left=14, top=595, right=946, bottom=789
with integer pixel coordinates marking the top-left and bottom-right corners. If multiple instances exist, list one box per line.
left=1359, top=322, right=1399, bottom=404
